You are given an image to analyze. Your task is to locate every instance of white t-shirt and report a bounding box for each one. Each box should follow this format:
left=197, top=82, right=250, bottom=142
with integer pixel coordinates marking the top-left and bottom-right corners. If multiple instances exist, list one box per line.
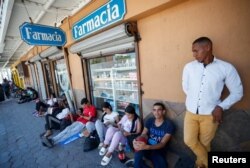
left=47, top=98, right=57, bottom=106
left=56, top=108, right=70, bottom=119
left=103, top=112, right=119, bottom=126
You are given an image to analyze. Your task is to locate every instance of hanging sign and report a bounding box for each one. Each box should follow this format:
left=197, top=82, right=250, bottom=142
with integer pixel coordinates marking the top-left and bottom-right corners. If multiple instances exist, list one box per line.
left=72, top=0, right=126, bottom=41
left=19, top=22, right=67, bottom=46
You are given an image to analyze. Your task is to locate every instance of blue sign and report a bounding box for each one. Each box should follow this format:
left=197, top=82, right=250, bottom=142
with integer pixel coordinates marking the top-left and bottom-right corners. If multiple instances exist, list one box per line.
left=72, top=0, right=126, bottom=41
left=19, top=22, right=67, bottom=46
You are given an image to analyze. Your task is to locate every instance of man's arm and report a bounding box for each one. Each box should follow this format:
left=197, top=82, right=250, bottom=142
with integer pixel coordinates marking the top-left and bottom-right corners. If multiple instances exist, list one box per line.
left=213, top=65, right=243, bottom=124
left=182, top=65, right=189, bottom=95
left=136, top=133, right=172, bottom=151
left=218, top=65, right=243, bottom=110
left=133, top=127, right=148, bottom=150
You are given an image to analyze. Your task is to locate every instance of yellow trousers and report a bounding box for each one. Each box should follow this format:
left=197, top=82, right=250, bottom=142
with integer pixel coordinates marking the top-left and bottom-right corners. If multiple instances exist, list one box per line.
left=184, top=111, right=218, bottom=168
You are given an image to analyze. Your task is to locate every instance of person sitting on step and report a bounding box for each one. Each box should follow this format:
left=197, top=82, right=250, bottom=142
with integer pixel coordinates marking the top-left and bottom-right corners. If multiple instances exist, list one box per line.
left=99, top=105, right=142, bottom=166
left=86, top=102, right=120, bottom=148
left=40, top=100, right=70, bottom=138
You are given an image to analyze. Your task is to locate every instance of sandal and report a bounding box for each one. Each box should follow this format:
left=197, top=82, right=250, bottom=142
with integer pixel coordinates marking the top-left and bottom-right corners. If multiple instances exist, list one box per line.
left=99, top=147, right=108, bottom=156
left=101, top=155, right=112, bottom=166
left=98, top=142, right=104, bottom=149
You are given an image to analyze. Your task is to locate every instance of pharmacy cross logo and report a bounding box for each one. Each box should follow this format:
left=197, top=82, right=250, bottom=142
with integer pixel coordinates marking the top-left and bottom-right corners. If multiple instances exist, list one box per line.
left=19, top=22, right=67, bottom=46
left=72, top=0, right=126, bottom=41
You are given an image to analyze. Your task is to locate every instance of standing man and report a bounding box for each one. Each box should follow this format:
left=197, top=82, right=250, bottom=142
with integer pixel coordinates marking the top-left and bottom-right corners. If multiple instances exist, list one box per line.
left=2, top=79, right=10, bottom=99
left=133, top=102, right=175, bottom=168
left=182, top=37, right=243, bottom=168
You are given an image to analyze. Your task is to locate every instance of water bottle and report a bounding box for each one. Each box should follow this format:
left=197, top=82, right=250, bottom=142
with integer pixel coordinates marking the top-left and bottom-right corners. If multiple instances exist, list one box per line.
left=118, top=142, right=126, bottom=163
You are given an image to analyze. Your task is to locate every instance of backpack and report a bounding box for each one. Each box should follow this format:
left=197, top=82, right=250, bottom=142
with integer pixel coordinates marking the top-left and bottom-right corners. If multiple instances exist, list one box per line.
left=83, top=130, right=100, bottom=152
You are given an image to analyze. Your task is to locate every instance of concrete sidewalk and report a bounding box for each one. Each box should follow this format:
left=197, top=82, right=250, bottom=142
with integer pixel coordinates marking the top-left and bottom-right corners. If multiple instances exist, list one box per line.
left=0, top=99, right=127, bottom=168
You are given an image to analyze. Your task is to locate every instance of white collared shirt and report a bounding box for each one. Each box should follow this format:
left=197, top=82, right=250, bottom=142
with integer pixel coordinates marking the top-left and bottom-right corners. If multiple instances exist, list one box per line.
left=182, top=57, right=243, bottom=115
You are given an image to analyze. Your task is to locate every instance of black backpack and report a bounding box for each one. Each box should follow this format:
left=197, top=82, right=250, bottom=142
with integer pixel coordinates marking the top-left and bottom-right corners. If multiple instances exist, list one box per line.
left=83, top=130, right=100, bottom=152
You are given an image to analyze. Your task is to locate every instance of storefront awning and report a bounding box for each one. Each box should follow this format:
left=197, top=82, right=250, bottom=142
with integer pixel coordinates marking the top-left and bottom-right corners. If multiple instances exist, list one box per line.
left=69, top=23, right=136, bottom=58
left=29, top=46, right=63, bottom=62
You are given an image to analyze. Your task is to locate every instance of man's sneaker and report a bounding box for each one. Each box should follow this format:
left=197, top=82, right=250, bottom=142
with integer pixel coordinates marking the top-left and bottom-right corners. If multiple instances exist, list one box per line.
left=39, top=132, right=46, bottom=138
left=41, top=137, right=54, bottom=148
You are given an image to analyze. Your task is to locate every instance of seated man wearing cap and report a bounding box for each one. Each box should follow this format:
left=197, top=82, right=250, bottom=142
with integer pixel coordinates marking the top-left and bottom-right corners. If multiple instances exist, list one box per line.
left=42, top=98, right=96, bottom=148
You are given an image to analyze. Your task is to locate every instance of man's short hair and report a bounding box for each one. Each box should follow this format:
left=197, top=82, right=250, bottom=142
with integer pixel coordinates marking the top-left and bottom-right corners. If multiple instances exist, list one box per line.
left=153, top=102, right=166, bottom=111
left=81, top=98, right=89, bottom=105
left=193, top=37, right=212, bottom=46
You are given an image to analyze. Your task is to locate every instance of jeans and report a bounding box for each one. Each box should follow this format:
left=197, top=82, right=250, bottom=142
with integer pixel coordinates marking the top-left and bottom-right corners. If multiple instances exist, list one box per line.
left=52, top=121, right=85, bottom=144
left=134, top=150, right=167, bottom=168
left=95, top=119, right=108, bottom=142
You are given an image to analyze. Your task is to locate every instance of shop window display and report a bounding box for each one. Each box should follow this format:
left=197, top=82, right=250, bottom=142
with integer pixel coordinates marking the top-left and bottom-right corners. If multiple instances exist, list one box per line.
left=89, top=53, right=139, bottom=115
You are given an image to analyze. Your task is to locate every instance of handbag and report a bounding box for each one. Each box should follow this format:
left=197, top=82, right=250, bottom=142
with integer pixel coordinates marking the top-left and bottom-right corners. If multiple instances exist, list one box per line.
left=83, top=130, right=100, bottom=152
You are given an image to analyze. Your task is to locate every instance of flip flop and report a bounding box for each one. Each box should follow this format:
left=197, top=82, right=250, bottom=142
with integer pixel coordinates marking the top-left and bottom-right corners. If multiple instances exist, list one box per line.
left=101, top=155, right=112, bottom=166
left=98, top=142, right=104, bottom=149
left=99, top=147, right=108, bottom=156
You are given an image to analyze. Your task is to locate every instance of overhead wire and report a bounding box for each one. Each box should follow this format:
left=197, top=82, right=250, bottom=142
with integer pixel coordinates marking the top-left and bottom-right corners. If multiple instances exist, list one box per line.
left=21, top=0, right=33, bottom=23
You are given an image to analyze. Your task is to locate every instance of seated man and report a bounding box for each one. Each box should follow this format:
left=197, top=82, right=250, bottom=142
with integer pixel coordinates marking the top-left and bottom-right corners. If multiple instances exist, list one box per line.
left=41, top=98, right=96, bottom=148
left=133, top=102, right=175, bottom=168
left=41, top=101, right=70, bottom=137
left=34, top=93, right=58, bottom=116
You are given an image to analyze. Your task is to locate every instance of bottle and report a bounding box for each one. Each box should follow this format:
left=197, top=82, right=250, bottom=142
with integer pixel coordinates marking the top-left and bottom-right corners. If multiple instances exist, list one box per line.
left=118, top=142, right=126, bottom=163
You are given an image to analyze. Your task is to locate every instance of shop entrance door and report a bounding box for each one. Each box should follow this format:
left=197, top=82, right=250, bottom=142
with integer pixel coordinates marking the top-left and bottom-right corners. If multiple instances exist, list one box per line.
left=43, top=62, right=55, bottom=97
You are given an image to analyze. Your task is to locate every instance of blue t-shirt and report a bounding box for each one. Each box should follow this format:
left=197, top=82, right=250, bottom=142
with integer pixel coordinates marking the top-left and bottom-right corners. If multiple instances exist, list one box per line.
left=146, top=118, right=174, bottom=145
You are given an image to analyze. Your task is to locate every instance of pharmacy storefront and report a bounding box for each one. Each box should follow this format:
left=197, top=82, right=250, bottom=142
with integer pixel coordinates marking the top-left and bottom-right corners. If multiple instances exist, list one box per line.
left=69, top=0, right=141, bottom=116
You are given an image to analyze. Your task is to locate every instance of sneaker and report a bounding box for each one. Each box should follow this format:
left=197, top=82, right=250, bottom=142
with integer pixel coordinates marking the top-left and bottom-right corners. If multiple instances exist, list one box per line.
left=34, top=113, right=39, bottom=117
left=32, top=111, right=37, bottom=114
left=41, top=137, right=54, bottom=148
left=39, top=132, right=46, bottom=138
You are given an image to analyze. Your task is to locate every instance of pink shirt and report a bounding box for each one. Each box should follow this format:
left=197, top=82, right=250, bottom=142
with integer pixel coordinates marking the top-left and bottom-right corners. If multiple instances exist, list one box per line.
left=118, top=115, right=139, bottom=133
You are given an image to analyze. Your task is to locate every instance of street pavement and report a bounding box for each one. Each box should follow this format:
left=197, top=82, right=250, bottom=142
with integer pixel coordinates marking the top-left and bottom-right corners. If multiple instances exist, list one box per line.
left=0, top=99, right=127, bottom=168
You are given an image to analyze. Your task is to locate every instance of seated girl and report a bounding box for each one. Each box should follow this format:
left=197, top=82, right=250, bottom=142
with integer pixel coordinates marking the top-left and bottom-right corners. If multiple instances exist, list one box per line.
left=99, top=105, right=142, bottom=166
left=87, top=102, right=120, bottom=148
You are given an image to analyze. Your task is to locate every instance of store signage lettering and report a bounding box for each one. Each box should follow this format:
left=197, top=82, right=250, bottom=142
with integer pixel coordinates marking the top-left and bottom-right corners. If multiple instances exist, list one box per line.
left=19, top=22, right=67, bottom=46
left=72, top=0, right=126, bottom=40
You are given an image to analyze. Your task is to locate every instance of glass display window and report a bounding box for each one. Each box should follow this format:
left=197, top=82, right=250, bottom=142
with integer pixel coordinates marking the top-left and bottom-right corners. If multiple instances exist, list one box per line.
left=89, top=52, right=139, bottom=116
left=54, top=59, right=70, bottom=96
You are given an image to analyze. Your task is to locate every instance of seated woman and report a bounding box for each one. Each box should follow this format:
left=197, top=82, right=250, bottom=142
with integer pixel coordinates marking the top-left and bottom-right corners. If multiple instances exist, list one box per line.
left=99, top=105, right=142, bottom=166
left=87, top=102, right=120, bottom=148
left=41, top=100, right=70, bottom=137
